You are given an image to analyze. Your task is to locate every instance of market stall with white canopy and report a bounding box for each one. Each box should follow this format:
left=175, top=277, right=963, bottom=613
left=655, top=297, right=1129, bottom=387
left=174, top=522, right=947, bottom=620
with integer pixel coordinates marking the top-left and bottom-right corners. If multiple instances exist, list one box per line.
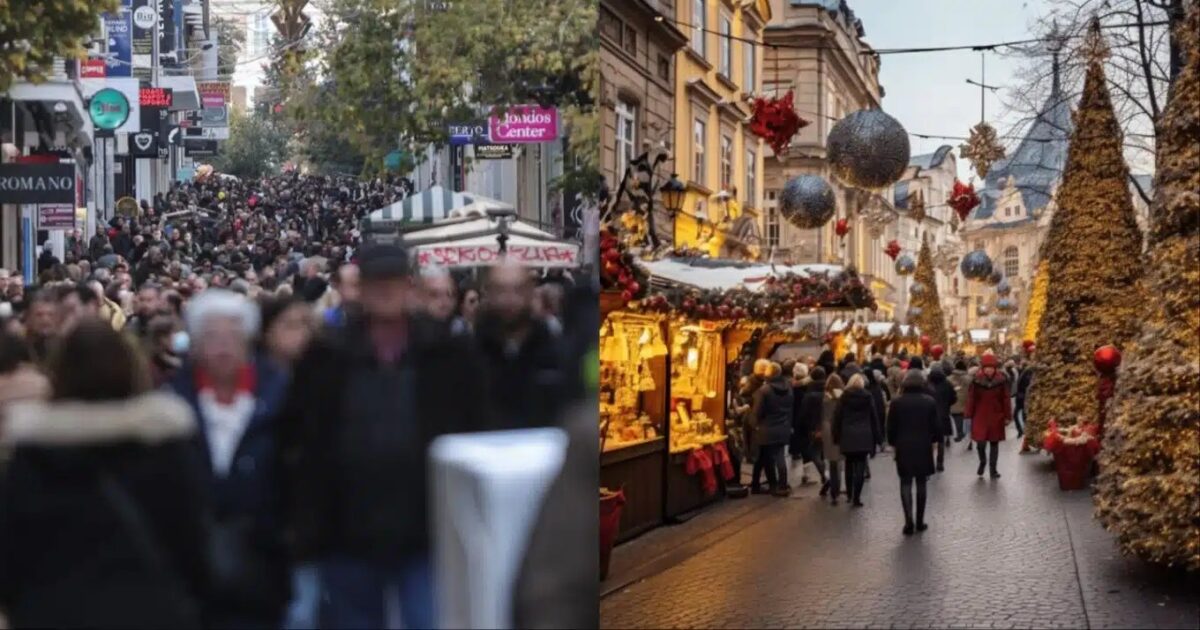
left=401, top=215, right=580, bottom=269
left=368, top=185, right=478, bottom=226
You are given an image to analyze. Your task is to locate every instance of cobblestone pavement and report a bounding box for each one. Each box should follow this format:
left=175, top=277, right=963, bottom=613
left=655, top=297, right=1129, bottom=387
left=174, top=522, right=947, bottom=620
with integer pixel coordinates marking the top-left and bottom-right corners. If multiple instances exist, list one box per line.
left=601, top=429, right=1200, bottom=629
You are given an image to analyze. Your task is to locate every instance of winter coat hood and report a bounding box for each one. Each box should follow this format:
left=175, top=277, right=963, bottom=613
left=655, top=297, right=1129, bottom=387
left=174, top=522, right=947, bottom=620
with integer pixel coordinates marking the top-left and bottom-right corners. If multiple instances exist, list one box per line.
left=3, top=392, right=196, bottom=447
left=972, top=368, right=1008, bottom=389
left=927, top=365, right=947, bottom=385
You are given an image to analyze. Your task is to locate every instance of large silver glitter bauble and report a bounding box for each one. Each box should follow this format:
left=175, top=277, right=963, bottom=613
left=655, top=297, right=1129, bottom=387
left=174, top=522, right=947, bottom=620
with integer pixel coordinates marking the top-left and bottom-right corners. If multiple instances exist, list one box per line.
left=909, top=282, right=926, bottom=297
left=827, top=109, right=912, bottom=189
left=960, top=249, right=993, bottom=280
left=778, top=175, right=836, bottom=229
left=985, top=270, right=1004, bottom=286
left=996, top=297, right=1016, bottom=313
left=894, top=254, right=916, bottom=276
left=996, top=277, right=1012, bottom=296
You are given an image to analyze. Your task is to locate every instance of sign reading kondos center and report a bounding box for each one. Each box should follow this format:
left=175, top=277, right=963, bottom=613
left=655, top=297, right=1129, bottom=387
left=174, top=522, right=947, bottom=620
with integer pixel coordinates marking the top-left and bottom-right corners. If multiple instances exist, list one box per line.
left=488, top=106, right=558, bottom=143
left=0, top=164, right=76, bottom=204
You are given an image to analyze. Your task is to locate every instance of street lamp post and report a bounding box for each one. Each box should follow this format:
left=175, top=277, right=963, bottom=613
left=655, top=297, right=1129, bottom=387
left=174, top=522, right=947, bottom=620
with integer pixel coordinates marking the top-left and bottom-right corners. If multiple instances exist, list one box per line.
left=659, top=173, right=685, bottom=246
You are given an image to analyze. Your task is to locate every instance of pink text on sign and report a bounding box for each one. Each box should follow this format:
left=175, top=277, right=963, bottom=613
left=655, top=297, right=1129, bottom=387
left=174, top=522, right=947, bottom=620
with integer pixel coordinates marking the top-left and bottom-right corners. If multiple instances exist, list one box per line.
left=488, top=106, right=558, bottom=143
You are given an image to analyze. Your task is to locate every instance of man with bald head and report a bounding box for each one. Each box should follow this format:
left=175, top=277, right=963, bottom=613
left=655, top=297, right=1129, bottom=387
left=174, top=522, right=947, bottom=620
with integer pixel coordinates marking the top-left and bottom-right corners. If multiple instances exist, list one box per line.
left=475, top=261, right=566, bottom=430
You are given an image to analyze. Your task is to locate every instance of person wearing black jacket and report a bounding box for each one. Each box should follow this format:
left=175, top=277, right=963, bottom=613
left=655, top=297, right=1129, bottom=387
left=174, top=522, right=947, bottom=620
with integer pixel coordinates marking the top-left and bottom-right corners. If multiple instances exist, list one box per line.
left=887, top=370, right=942, bottom=535
left=749, top=362, right=794, bottom=496
left=833, top=373, right=880, bottom=507
left=276, top=245, right=488, bottom=630
left=1015, top=363, right=1034, bottom=440
left=927, top=365, right=957, bottom=472
left=793, top=367, right=828, bottom=491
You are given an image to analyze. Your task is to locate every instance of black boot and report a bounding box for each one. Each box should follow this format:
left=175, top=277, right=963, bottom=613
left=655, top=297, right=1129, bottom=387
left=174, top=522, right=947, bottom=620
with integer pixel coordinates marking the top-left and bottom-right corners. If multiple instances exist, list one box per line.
left=915, top=478, right=928, bottom=531
left=900, top=480, right=914, bottom=535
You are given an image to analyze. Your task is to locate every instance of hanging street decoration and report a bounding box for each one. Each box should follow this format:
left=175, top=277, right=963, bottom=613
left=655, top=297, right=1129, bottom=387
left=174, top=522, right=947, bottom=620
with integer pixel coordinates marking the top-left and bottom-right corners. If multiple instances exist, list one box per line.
left=909, top=282, right=926, bottom=297
left=894, top=253, right=916, bottom=276
left=948, top=179, right=981, bottom=223
left=996, top=297, right=1017, bottom=313
left=748, top=90, right=810, bottom=156
left=960, top=249, right=994, bottom=280
left=960, top=122, right=1006, bottom=178
left=986, top=270, right=1004, bottom=286
left=631, top=267, right=877, bottom=320
left=996, top=277, right=1012, bottom=296
left=932, top=242, right=963, bottom=277
left=779, top=175, right=836, bottom=229
left=827, top=109, right=912, bottom=189
left=862, top=203, right=895, bottom=239
left=835, top=217, right=851, bottom=239
left=907, top=305, right=923, bottom=319
left=600, top=227, right=650, bottom=302
left=884, top=239, right=902, bottom=261
left=907, top=189, right=927, bottom=222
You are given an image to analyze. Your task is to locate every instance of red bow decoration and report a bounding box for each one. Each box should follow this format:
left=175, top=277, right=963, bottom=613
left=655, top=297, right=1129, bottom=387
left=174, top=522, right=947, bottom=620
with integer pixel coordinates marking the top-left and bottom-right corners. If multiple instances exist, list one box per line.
left=884, top=240, right=901, bottom=260
left=835, top=218, right=850, bottom=239
left=948, top=179, right=981, bottom=222
left=748, top=90, right=809, bottom=155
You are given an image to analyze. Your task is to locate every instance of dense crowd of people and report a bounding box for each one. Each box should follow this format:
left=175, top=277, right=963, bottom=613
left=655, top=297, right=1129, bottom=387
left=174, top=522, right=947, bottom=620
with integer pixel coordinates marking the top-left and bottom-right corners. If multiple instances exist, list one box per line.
left=0, top=172, right=595, bottom=629
left=732, top=348, right=1032, bottom=535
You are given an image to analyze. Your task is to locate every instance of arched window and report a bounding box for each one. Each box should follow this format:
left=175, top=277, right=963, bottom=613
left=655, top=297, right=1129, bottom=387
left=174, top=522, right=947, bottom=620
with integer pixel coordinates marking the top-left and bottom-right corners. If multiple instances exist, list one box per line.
left=1004, top=245, right=1020, bottom=278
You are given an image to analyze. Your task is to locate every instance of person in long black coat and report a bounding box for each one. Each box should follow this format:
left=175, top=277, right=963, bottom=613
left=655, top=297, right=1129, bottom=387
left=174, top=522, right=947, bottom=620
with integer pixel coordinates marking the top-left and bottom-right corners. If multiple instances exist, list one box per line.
left=793, top=367, right=828, bottom=489
left=887, top=370, right=942, bottom=535
left=749, top=363, right=794, bottom=496
left=927, top=365, right=957, bottom=472
left=832, top=373, right=880, bottom=507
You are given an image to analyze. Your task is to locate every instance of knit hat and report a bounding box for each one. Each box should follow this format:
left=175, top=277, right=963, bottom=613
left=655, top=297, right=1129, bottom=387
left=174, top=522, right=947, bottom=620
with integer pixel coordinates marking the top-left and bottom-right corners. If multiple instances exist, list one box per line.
left=981, top=352, right=999, bottom=368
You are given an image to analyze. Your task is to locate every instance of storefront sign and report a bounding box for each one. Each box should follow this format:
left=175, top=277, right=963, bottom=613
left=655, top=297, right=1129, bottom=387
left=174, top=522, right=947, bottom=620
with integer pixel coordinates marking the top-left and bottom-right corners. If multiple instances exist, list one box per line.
left=103, top=8, right=133, bottom=77
left=487, top=106, right=558, bottom=143
left=184, top=139, right=218, bottom=157
left=155, top=0, right=175, bottom=57
left=81, top=58, right=107, bottom=78
left=37, top=205, right=76, bottom=230
left=415, top=243, right=579, bottom=268
left=197, top=82, right=230, bottom=108
left=139, top=87, right=173, bottom=107
left=89, top=88, right=132, bottom=130
left=448, top=122, right=488, bottom=145
left=131, top=131, right=159, bottom=157
left=474, top=143, right=514, bottom=159
left=0, top=164, right=76, bottom=204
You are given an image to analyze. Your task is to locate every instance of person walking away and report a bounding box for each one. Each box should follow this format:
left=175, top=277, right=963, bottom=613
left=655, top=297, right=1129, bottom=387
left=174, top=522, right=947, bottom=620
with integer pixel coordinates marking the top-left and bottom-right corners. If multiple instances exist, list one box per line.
left=965, top=352, right=1011, bottom=478
left=887, top=370, right=942, bottom=535
left=1015, top=364, right=1035, bottom=446
left=789, top=363, right=816, bottom=483
left=0, top=319, right=210, bottom=629
left=926, top=365, right=957, bottom=472
left=819, top=373, right=845, bottom=504
left=794, top=366, right=828, bottom=492
left=748, top=362, right=793, bottom=496
left=863, top=359, right=890, bottom=456
left=170, top=289, right=291, bottom=628
left=277, top=244, right=487, bottom=629
left=833, top=373, right=879, bottom=507
left=948, top=360, right=971, bottom=445
left=474, top=263, right=566, bottom=430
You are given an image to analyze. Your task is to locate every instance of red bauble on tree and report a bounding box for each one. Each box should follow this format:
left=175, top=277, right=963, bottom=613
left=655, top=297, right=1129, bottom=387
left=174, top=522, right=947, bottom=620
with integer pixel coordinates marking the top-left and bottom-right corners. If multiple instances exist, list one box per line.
left=947, top=179, right=981, bottom=222
left=835, top=218, right=850, bottom=239
left=748, top=90, right=810, bottom=156
left=884, top=240, right=901, bottom=260
left=919, top=334, right=931, bottom=350
left=1093, top=345, right=1122, bottom=375
left=930, top=344, right=945, bottom=360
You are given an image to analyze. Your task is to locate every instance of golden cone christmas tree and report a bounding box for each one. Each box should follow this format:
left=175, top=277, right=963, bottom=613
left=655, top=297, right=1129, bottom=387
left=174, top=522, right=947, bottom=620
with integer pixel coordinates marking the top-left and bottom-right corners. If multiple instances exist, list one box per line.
left=1023, top=259, right=1049, bottom=343
left=1024, top=20, right=1145, bottom=446
left=911, top=237, right=947, bottom=347
left=1094, top=2, right=1200, bottom=572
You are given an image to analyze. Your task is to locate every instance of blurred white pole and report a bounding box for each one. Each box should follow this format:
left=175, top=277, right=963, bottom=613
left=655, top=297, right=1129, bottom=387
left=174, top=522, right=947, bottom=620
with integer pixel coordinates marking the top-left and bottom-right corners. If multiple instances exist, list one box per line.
left=430, top=428, right=568, bottom=630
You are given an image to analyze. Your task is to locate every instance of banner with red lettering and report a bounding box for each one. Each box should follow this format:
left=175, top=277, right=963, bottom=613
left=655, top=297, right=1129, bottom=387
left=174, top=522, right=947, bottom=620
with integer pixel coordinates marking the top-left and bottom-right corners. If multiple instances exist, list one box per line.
left=413, top=239, right=579, bottom=269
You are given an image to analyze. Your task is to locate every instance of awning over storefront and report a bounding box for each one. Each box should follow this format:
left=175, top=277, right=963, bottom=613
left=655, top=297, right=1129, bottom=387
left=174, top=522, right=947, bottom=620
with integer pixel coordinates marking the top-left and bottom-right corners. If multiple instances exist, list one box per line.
left=6, top=81, right=93, bottom=141
left=370, top=186, right=476, bottom=225
left=637, top=257, right=847, bottom=292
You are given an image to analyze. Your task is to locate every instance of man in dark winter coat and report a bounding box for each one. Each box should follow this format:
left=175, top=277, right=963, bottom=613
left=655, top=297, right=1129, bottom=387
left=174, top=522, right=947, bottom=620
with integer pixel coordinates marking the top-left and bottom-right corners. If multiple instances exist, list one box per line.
left=277, top=244, right=488, bottom=629
left=927, top=365, right=957, bottom=472
left=1015, top=364, right=1034, bottom=440
left=793, top=367, right=828, bottom=488
left=833, top=374, right=879, bottom=507
left=749, top=362, right=793, bottom=496
left=887, top=370, right=942, bottom=535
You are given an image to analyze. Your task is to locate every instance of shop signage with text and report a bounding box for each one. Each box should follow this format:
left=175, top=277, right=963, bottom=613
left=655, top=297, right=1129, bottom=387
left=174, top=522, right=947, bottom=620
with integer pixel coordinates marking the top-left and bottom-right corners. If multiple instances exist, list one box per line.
left=140, top=87, right=173, bottom=107
left=474, top=143, right=514, bottom=159
left=415, top=243, right=578, bottom=268
left=487, top=106, right=558, bottom=143
left=37, top=205, right=76, bottom=230
left=0, top=164, right=76, bottom=204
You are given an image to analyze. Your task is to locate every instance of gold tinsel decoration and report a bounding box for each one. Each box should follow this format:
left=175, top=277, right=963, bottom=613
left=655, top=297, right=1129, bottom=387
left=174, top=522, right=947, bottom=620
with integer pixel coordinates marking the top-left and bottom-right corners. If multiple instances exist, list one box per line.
left=910, top=236, right=947, bottom=346
left=960, top=122, right=1006, bottom=178
left=1024, top=19, right=1146, bottom=449
left=1023, top=258, right=1049, bottom=343
left=1094, top=2, right=1200, bottom=573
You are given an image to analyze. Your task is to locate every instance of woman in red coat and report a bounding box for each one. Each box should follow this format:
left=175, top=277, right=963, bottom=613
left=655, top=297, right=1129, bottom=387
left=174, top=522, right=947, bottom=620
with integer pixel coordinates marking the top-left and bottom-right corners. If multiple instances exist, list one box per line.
left=965, top=353, right=1011, bottom=479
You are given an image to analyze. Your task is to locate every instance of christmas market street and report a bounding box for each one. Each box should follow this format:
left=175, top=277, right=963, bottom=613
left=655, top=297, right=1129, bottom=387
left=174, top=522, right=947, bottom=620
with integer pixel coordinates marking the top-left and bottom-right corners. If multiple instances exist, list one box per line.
left=600, top=434, right=1200, bottom=630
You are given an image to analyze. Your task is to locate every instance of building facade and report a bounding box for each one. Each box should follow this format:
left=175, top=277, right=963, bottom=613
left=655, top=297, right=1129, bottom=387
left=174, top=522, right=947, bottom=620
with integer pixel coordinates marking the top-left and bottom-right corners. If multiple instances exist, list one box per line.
left=671, top=0, right=770, bottom=254
left=760, top=1, right=903, bottom=317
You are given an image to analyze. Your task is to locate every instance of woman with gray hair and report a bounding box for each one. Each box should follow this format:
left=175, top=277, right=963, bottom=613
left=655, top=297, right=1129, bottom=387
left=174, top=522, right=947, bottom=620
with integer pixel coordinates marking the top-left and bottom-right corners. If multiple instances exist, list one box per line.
left=169, top=289, right=292, bottom=628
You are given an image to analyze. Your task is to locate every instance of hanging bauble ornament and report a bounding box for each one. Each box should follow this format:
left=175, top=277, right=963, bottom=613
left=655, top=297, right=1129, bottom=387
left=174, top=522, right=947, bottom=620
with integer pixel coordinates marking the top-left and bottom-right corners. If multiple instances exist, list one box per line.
left=991, top=313, right=1010, bottom=327
left=930, top=344, right=945, bottom=360
left=1093, top=345, right=1122, bottom=375
left=932, top=243, right=962, bottom=277
left=779, top=175, right=836, bottom=229
left=909, top=282, right=926, bottom=297
left=960, top=249, right=993, bottom=280
left=996, top=297, right=1016, bottom=314
left=826, top=109, right=911, bottom=188
left=948, top=179, right=981, bottom=223
left=884, top=239, right=901, bottom=260
left=907, top=305, right=923, bottom=319
left=977, top=303, right=990, bottom=317
left=960, top=121, right=1006, bottom=178
left=748, top=90, right=810, bottom=156
left=894, top=254, right=916, bottom=276
left=863, top=204, right=894, bottom=239
left=835, top=218, right=851, bottom=239
left=985, top=270, right=1003, bottom=286
left=996, top=277, right=1012, bottom=296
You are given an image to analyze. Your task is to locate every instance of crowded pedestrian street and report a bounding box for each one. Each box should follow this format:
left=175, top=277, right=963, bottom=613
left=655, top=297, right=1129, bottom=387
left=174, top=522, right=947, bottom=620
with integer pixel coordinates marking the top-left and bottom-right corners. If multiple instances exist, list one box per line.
left=601, top=432, right=1200, bottom=629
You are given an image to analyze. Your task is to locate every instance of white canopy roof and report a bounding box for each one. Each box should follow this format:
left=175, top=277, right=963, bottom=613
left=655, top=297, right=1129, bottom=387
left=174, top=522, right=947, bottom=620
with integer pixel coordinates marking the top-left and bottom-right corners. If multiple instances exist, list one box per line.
left=402, top=216, right=579, bottom=269
left=969, top=329, right=992, bottom=343
left=401, top=216, right=552, bottom=244
left=370, top=186, right=477, bottom=224
left=636, top=258, right=849, bottom=292
left=864, top=322, right=896, bottom=337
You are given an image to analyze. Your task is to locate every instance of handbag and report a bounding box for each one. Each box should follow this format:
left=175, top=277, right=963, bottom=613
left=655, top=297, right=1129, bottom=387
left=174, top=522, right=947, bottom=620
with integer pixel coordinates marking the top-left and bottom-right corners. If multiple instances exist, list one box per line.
left=98, top=474, right=202, bottom=627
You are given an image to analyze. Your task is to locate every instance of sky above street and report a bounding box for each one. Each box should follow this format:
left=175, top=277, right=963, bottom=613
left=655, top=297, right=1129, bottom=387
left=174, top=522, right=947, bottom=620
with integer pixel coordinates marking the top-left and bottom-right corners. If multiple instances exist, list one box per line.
left=853, top=0, right=1051, bottom=180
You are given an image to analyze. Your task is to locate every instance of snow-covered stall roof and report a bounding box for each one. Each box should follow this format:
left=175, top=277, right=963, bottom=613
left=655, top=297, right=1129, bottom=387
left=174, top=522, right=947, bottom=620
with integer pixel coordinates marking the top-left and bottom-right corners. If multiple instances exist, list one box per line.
left=864, top=322, right=897, bottom=337
left=969, top=329, right=992, bottom=343
left=636, top=257, right=849, bottom=292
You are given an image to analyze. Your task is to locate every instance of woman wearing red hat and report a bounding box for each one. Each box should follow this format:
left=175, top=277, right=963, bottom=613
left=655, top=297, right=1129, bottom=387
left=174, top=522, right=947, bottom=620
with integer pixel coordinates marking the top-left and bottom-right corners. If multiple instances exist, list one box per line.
left=965, top=352, right=1012, bottom=478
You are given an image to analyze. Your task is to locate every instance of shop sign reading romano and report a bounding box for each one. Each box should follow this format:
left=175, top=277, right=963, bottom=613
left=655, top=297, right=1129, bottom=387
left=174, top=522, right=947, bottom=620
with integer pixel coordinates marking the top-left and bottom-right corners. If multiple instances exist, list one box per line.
left=415, top=242, right=578, bottom=268
left=0, top=164, right=76, bottom=204
left=487, top=106, right=558, bottom=143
